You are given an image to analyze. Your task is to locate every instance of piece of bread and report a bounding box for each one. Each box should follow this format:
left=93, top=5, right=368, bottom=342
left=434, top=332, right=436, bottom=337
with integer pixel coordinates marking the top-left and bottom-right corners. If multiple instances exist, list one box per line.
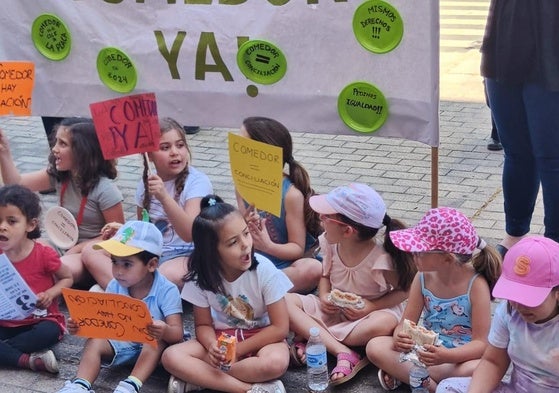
left=329, top=288, right=364, bottom=309
left=402, top=319, right=438, bottom=346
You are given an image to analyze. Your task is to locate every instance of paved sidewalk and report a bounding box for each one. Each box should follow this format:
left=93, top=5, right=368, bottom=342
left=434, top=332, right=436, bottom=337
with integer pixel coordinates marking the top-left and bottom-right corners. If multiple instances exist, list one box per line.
left=0, top=108, right=544, bottom=392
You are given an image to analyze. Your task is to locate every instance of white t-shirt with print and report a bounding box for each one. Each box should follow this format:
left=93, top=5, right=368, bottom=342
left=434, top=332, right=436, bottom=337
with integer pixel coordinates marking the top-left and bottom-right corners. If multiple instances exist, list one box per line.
left=181, top=255, right=293, bottom=330
left=135, top=166, right=212, bottom=257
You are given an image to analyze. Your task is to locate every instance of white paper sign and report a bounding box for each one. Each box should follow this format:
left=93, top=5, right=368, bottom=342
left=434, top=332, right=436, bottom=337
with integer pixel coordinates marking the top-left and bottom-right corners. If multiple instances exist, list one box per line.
left=0, top=254, right=39, bottom=320
left=0, top=0, right=440, bottom=145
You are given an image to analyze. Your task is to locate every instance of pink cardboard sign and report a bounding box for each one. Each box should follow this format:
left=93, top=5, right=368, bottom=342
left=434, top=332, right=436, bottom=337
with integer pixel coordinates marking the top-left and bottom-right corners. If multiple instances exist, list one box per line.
left=90, top=93, right=160, bottom=160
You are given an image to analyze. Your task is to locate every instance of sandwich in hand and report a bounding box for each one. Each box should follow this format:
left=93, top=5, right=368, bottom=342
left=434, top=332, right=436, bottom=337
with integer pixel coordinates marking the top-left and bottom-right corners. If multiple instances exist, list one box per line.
left=328, top=288, right=365, bottom=309
left=402, top=319, right=438, bottom=347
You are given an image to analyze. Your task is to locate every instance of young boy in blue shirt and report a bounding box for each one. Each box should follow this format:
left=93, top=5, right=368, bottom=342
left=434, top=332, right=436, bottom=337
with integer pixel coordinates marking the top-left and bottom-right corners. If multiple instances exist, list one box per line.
left=56, top=221, right=184, bottom=393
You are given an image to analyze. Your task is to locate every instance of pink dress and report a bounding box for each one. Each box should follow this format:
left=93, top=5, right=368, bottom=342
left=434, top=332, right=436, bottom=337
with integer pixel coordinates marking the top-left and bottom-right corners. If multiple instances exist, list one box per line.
left=297, top=235, right=404, bottom=341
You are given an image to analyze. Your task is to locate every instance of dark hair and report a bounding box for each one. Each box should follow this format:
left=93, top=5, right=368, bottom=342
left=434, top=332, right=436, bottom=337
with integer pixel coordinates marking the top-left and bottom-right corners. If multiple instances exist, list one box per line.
left=335, top=213, right=416, bottom=291
left=142, top=117, right=191, bottom=211
left=242, top=117, right=322, bottom=238
left=46, top=118, right=118, bottom=196
left=0, top=185, right=41, bottom=239
left=456, top=246, right=502, bottom=300
left=184, top=194, right=258, bottom=294
left=111, top=250, right=158, bottom=266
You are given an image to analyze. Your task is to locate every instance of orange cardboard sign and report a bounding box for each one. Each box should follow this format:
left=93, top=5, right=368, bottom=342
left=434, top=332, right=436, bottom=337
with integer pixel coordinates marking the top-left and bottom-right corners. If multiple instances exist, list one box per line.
left=62, top=288, right=156, bottom=347
left=89, top=93, right=160, bottom=159
left=0, top=62, right=34, bottom=116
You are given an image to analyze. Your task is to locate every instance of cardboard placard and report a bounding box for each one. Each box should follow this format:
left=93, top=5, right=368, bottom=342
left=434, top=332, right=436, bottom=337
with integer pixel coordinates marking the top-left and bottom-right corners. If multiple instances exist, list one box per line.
left=62, top=288, right=156, bottom=347
left=90, top=93, right=159, bottom=160
left=0, top=62, right=34, bottom=116
left=228, top=132, right=282, bottom=217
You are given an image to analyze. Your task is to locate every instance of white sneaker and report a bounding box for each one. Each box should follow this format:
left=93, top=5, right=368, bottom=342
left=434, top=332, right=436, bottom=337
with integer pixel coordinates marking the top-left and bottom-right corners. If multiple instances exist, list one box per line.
left=113, top=381, right=136, bottom=393
left=249, top=380, right=286, bottom=393
left=56, top=380, right=95, bottom=393
left=29, top=349, right=59, bottom=373
left=167, top=375, right=202, bottom=393
left=89, top=284, right=105, bottom=293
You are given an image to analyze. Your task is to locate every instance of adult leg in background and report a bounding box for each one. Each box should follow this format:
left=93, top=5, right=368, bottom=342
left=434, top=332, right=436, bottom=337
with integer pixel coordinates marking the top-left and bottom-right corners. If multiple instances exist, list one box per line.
left=523, top=83, right=559, bottom=242
left=486, top=79, right=538, bottom=242
left=487, top=79, right=559, bottom=243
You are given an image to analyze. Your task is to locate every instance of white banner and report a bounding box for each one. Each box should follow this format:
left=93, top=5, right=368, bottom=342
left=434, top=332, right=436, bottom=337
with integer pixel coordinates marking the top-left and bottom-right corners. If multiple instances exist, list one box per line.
left=0, top=0, right=439, bottom=145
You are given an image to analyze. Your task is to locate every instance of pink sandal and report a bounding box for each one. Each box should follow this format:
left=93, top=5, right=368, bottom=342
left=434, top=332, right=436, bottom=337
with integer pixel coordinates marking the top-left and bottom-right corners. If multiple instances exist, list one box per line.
left=329, top=350, right=370, bottom=386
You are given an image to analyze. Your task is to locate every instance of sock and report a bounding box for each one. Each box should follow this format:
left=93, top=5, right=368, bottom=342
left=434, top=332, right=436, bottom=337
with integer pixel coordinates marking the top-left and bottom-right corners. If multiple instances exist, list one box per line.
left=73, top=378, right=92, bottom=391
left=123, top=376, right=142, bottom=392
left=31, top=356, right=47, bottom=371
left=17, top=354, right=30, bottom=369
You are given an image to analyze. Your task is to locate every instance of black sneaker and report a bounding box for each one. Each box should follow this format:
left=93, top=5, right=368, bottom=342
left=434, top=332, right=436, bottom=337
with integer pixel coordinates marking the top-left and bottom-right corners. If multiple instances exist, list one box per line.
left=487, top=138, right=503, bottom=151
left=183, top=126, right=200, bottom=135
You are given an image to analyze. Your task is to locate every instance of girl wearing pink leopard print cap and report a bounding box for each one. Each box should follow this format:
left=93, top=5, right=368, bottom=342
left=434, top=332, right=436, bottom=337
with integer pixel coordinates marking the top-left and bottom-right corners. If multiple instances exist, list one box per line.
left=367, top=207, right=502, bottom=392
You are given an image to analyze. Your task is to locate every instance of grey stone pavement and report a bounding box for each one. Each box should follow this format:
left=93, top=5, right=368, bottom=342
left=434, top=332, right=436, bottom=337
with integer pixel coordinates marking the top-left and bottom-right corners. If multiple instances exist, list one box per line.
left=0, top=1, right=546, bottom=391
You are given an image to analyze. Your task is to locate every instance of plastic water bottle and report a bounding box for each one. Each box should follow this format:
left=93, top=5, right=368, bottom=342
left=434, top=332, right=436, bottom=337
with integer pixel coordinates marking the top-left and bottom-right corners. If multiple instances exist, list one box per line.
left=409, top=361, right=430, bottom=392
left=306, top=327, right=328, bottom=392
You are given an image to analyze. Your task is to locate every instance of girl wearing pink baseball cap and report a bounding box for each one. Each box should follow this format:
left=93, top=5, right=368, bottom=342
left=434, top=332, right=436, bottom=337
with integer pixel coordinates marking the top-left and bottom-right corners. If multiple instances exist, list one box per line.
left=437, top=235, right=559, bottom=393
left=367, top=207, right=502, bottom=392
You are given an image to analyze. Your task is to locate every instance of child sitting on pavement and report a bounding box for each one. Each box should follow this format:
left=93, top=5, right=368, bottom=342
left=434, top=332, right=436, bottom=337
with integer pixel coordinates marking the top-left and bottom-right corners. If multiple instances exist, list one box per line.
left=162, top=195, right=293, bottom=393
left=236, top=117, right=323, bottom=294
left=436, top=236, right=559, bottom=393
left=55, top=220, right=183, bottom=393
left=285, top=183, right=416, bottom=386
left=0, top=185, right=73, bottom=374
left=367, top=207, right=501, bottom=392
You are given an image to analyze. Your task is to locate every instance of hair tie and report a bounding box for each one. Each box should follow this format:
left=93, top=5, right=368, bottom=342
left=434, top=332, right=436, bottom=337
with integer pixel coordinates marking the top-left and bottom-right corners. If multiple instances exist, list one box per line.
left=208, top=198, right=217, bottom=207
left=477, top=237, right=487, bottom=250
left=287, top=156, right=294, bottom=164
left=382, top=214, right=391, bottom=227
left=141, top=208, right=150, bottom=222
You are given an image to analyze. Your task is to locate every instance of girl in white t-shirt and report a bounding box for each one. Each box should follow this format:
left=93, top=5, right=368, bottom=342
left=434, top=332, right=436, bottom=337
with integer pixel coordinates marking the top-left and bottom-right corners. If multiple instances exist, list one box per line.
left=162, top=195, right=293, bottom=393
left=437, top=236, right=559, bottom=393
left=82, top=117, right=213, bottom=290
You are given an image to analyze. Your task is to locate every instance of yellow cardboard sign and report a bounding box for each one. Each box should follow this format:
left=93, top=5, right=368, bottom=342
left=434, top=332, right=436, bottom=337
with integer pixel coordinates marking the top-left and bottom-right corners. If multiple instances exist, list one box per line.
left=228, top=133, right=282, bottom=217
left=62, top=288, right=156, bottom=347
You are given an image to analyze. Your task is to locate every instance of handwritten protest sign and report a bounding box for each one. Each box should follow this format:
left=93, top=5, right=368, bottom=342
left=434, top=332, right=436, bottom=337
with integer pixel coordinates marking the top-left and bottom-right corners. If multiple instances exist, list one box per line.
left=89, top=93, right=160, bottom=160
left=0, top=62, right=34, bottom=116
left=62, top=288, right=156, bottom=347
left=229, top=133, right=282, bottom=217
left=0, top=254, right=39, bottom=320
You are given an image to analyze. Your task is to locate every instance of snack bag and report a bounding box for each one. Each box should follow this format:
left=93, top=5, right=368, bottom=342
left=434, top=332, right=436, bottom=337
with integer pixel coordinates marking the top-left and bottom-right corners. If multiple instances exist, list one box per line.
left=218, top=333, right=237, bottom=371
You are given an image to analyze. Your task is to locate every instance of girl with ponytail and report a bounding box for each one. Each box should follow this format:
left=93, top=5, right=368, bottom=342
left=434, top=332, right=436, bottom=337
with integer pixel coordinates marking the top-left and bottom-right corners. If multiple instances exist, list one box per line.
left=236, top=117, right=322, bottom=294
left=285, top=183, right=416, bottom=386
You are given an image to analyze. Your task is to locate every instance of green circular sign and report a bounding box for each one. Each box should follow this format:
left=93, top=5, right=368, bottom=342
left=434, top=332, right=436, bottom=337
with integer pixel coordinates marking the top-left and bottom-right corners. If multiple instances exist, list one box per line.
left=96, top=47, right=137, bottom=93
left=236, top=39, right=287, bottom=85
left=337, top=81, right=388, bottom=133
left=353, top=0, right=404, bottom=54
left=31, top=13, right=72, bottom=61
